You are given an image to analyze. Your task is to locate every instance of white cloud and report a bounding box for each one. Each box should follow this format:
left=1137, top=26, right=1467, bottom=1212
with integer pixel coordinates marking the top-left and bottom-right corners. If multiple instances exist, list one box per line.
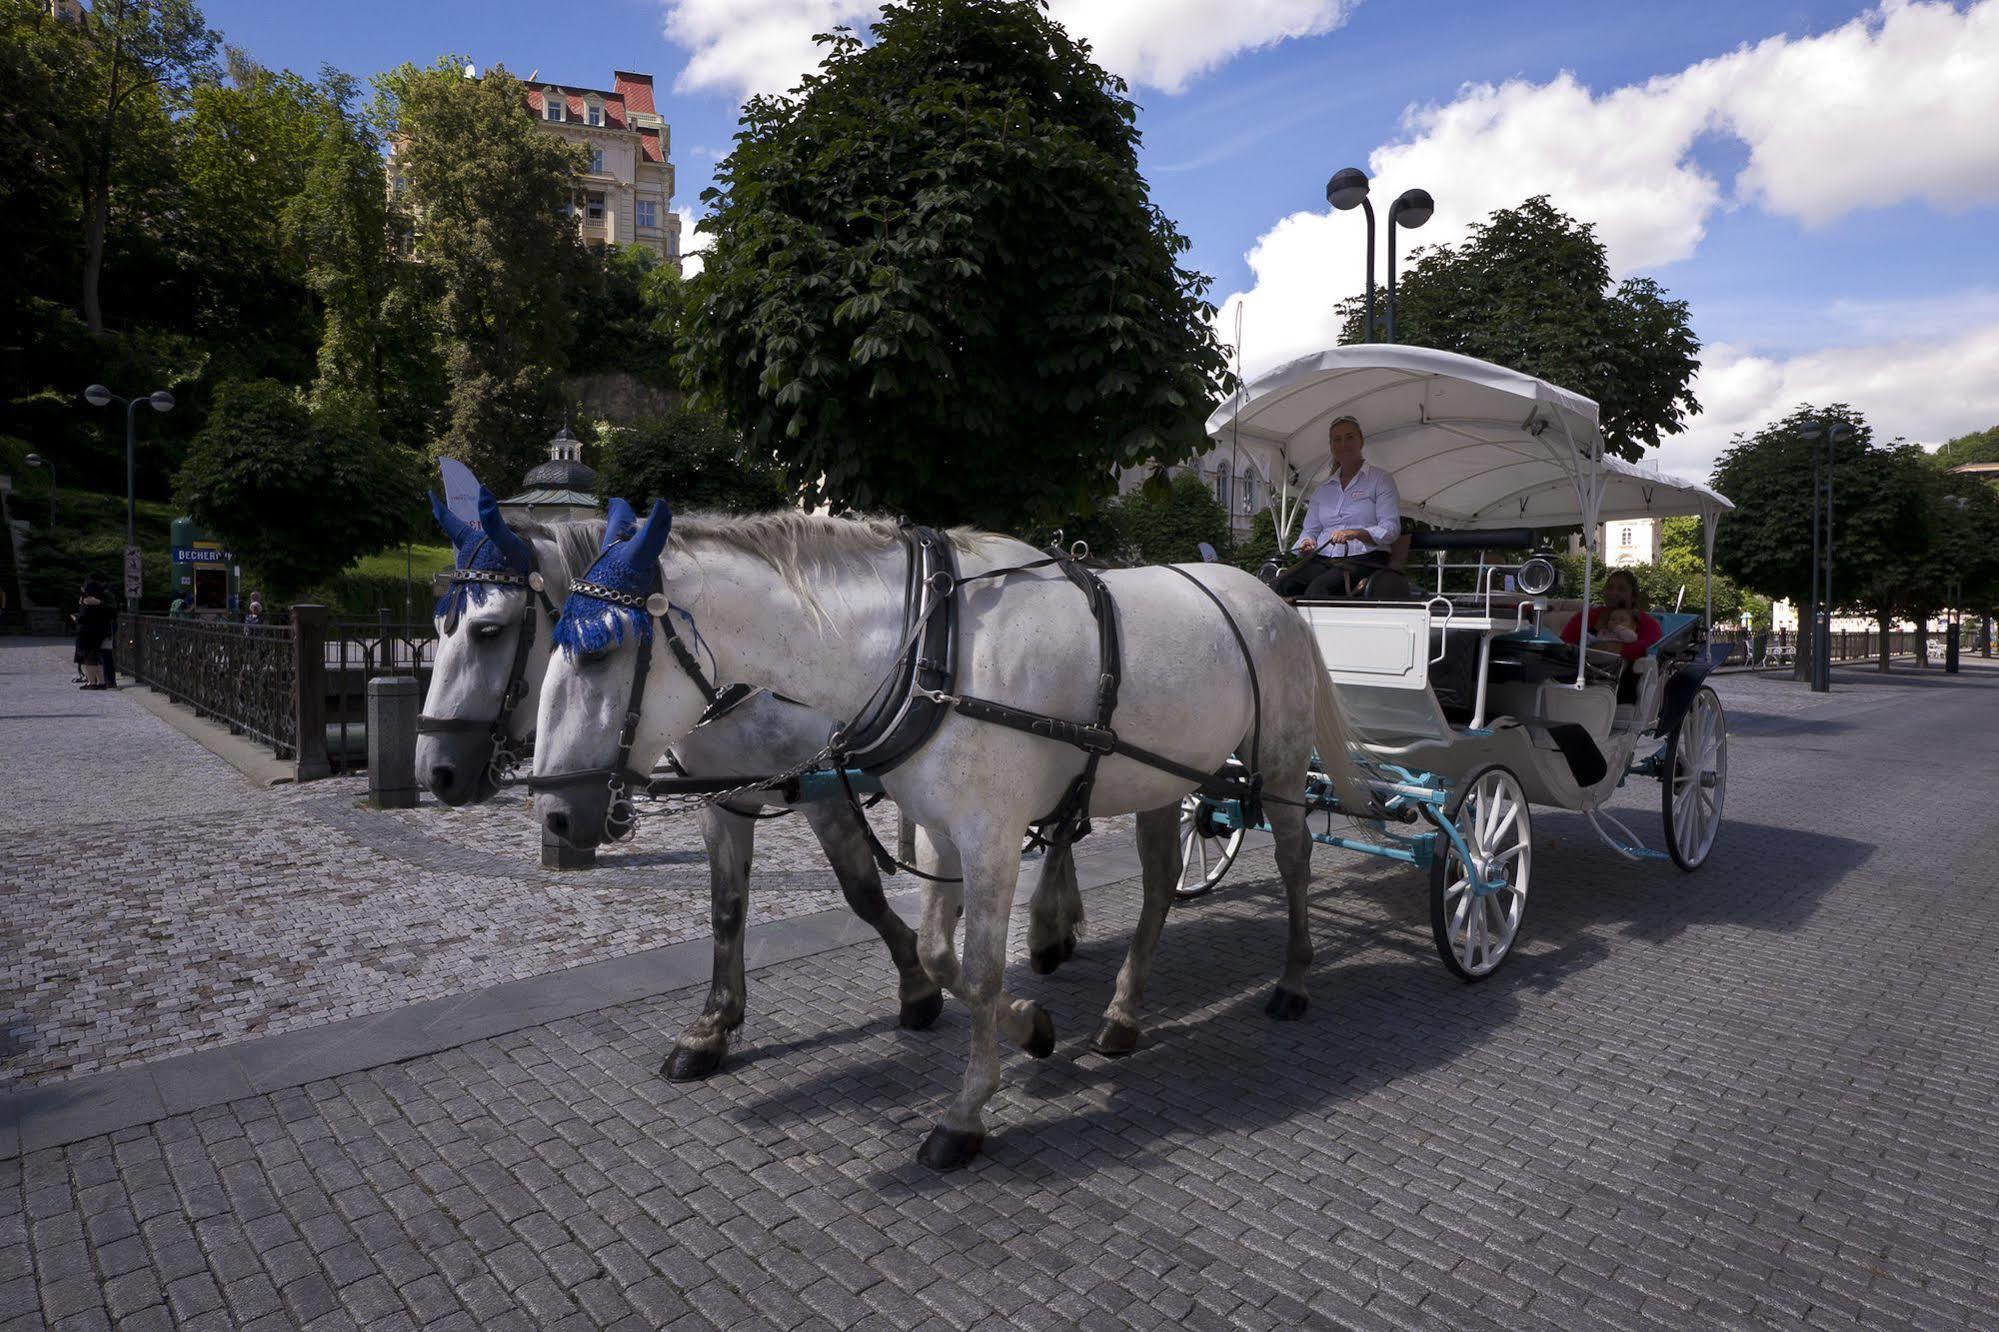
left=1662, top=318, right=1999, bottom=480
left=662, top=0, right=1354, bottom=100
left=676, top=208, right=712, bottom=278
left=1217, top=0, right=1999, bottom=462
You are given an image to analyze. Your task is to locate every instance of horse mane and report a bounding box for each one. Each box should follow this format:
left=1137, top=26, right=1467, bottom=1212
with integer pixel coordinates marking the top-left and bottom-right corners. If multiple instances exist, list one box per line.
left=667, top=509, right=1006, bottom=613
left=517, top=516, right=610, bottom=590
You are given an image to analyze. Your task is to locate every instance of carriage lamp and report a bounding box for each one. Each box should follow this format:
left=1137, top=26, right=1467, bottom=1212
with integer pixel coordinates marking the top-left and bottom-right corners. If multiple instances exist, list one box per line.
left=1386, top=188, right=1434, bottom=343
left=1516, top=554, right=1560, bottom=597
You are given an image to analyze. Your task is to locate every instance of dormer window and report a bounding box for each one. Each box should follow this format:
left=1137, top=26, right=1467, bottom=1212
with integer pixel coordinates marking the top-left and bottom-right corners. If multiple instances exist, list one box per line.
left=543, top=88, right=565, bottom=122
left=585, top=97, right=603, bottom=127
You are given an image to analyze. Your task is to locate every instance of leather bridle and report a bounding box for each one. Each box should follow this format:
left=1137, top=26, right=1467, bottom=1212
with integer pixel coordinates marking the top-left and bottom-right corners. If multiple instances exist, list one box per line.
left=415, top=542, right=559, bottom=787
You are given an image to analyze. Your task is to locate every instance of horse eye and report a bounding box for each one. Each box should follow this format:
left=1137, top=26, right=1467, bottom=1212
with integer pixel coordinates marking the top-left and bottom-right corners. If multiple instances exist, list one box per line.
left=579, top=646, right=611, bottom=666
left=473, top=622, right=505, bottom=641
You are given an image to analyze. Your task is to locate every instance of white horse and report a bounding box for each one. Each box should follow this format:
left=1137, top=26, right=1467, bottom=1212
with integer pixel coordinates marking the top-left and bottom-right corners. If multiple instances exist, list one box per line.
left=533, top=504, right=1368, bottom=1169
left=415, top=495, right=1083, bottom=1076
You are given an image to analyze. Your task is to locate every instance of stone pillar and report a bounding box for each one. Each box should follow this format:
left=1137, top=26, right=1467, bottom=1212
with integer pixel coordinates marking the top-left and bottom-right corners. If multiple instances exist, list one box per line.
left=367, top=676, right=420, bottom=808
left=292, top=603, right=332, bottom=781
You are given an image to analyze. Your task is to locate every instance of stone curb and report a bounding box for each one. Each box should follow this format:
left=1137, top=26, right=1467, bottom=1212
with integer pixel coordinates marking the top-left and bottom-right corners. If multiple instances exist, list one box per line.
left=0, top=839, right=1149, bottom=1160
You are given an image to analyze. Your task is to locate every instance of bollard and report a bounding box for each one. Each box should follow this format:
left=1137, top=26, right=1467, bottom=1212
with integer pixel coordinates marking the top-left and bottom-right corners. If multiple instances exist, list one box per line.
left=543, top=829, right=595, bottom=870
left=1946, top=623, right=1961, bottom=674
left=366, top=676, right=421, bottom=808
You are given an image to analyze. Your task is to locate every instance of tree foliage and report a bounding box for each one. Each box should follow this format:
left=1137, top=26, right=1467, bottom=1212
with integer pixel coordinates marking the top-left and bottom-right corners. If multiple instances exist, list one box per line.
left=374, top=58, right=589, bottom=482
left=593, top=408, right=789, bottom=514
left=568, top=244, right=682, bottom=388
left=1343, top=197, right=1701, bottom=461
left=1934, top=423, right=1999, bottom=471
left=684, top=0, right=1232, bottom=529
left=176, top=380, right=424, bottom=597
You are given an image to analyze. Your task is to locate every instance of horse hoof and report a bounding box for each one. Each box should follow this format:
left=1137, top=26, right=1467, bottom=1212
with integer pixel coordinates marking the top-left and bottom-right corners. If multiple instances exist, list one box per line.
left=1059, top=932, right=1076, bottom=962
left=1030, top=944, right=1064, bottom=975
left=660, top=1044, right=727, bottom=1081
left=1025, top=1006, right=1057, bottom=1059
left=917, top=1126, right=985, bottom=1171
left=1264, top=986, right=1309, bottom=1021
left=899, top=989, right=944, bottom=1030
left=1090, top=1019, right=1141, bottom=1057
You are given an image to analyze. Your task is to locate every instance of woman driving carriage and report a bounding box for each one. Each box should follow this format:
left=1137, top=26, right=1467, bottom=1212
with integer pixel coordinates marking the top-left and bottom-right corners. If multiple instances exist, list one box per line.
left=1272, top=416, right=1403, bottom=599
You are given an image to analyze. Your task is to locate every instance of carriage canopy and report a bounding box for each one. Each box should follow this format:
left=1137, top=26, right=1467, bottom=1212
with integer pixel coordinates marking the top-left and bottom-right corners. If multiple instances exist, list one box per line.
left=1205, top=345, right=1732, bottom=538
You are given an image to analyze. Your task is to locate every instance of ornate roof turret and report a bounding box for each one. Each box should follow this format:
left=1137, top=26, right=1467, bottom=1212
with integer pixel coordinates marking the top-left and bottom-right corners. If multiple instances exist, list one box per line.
left=521, top=426, right=598, bottom=492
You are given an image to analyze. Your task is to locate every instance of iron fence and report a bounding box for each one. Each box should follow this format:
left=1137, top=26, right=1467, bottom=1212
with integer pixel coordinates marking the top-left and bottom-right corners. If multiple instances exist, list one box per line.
left=121, top=615, right=299, bottom=755
left=118, top=608, right=436, bottom=778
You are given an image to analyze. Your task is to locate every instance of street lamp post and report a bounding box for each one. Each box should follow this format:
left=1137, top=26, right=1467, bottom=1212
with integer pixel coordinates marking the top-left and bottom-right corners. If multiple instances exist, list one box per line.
left=1798, top=417, right=1854, bottom=693
left=84, top=383, right=174, bottom=551
left=1325, top=168, right=1375, bottom=340
left=24, top=453, right=56, bottom=531
left=1385, top=188, right=1434, bottom=342
left=1327, top=168, right=1435, bottom=343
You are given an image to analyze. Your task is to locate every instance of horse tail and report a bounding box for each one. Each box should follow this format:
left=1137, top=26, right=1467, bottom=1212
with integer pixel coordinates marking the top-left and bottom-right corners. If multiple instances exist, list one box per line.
left=1303, top=629, right=1374, bottom=815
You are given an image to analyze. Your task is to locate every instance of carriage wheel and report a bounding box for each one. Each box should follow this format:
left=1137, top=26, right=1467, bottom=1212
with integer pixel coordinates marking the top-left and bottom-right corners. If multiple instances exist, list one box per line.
left=1429, top=765, right=1532, bottom=981
left=1173, top=794, right=1245, bottom=901
left=1662, top=686, right=1727, bottom=871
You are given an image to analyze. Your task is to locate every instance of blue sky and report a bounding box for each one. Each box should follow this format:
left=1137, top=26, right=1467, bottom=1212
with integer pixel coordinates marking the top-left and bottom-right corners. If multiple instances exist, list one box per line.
left=202, top=0, right=1999, bottom=475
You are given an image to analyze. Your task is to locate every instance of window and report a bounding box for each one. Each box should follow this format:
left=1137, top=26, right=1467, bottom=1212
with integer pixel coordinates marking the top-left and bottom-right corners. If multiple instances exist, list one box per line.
left=1215, top=461, right=1232, bottom=513
left=589, top=148, right=604, bottom=174
left=586, top=99, right=603, bottom=127
left=543, top=89, right=564, bottom=122
left=1620, top=526, right=1633, bottom=547
left=635, top=198, right=659, bottom=230
left=585, top=192, right=605, bottom=222
left=1241, top=471, right=1257, bottom=512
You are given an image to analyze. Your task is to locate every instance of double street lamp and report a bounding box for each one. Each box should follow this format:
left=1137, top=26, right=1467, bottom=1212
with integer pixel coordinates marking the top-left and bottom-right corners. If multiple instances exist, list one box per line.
left=1326, top=167, right=1434, bottom=342
left=83, top=384, right=173, bottom=551
left=1798, top=417, right=1854, bottom=693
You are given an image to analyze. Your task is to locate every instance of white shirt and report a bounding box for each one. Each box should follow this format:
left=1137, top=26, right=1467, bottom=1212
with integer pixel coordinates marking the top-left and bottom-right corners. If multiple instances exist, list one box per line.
left=1294, top=463, right=1402, bottom=556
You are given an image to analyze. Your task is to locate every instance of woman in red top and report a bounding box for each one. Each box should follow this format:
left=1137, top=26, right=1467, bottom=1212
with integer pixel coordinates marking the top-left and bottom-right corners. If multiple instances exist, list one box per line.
left=1559, top=569, right=1661, bottom=661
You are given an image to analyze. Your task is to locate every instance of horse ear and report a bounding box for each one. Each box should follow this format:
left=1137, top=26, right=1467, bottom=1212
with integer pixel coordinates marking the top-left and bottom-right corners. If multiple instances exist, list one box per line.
left=628, top=499, right=673, bottom=567
left=430, top=491, right=469, bottom=545
left=477, top=490, right=533, bottom=569
left=604, top=497, right=638, bottom=546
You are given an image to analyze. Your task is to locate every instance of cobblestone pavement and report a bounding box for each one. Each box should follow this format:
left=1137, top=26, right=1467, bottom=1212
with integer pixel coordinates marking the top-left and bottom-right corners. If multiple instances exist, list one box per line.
left=6, top=650, right=1999, bottom=1328
left=2, top=641, right=1132, bottom=1088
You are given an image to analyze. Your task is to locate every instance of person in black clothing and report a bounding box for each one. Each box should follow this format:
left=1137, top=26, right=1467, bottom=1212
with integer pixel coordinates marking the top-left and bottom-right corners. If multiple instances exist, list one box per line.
left=74, top=579, right=116, bottom=690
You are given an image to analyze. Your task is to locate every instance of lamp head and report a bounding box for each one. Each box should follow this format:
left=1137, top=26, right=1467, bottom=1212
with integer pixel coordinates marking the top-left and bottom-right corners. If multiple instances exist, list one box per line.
left=148, top=390, right=175, bottom=413
left=84, top=384, right=112, bottom=408
left=1325, top=167, right=1370, bottom=211
left=25, top=453, right=44, bottom=467
left=1796, top=423, right=1824, bottom=443
left=1827, top=421, right=1854, bottom=445
left=1391, top=187, right=1434, bottom=228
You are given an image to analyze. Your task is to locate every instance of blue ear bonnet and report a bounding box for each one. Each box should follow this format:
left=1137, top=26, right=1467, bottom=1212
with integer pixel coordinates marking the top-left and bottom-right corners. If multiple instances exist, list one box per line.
left=430, top=487, right=535, bottom=619
left=553, top=499, right=672, bottom=657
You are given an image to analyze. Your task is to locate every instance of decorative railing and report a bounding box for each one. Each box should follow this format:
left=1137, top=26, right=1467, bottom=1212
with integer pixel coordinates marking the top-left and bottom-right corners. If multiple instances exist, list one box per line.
left=123, top=615, right=299, bottom=755
left=119, top=606, right=436, bottom=779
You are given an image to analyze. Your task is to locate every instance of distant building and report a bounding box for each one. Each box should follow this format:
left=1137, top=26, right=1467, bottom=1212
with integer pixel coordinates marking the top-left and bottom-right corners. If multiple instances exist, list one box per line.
left=526, top=71, right=681, bottom=267
left=1112, top=453, right=1264, bottom=541
left=501, top=428, right=601, bottom=525
left=1602, top=517, right=1663, bottom=567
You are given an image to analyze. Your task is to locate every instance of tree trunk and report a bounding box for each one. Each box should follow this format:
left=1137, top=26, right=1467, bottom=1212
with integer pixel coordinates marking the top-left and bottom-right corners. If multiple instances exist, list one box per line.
left=82, top=194, right=107, bottom=334
left=1792, top=615, right=1812, bottom=683
left=1878, top=611, right=1892, bottom=673
left=82, top=7, right=125, bottom=336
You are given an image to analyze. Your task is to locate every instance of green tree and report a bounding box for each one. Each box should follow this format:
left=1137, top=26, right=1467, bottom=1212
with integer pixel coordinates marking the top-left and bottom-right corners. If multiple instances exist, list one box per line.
left=286, top=68, right=442, bottom=446
left=1933, top=423, right=1999, bottom=471
left=1712, top=406, right=1930, bottom=676
left=1345, top=197, right=1700, bottom=461
left=61, top=0, right=220, bottom=334
left=176, top=379, right=424, bottom=597
left=594, top=408, right=788, bottom=513
left=684, top=0, right=1232, bottom=529
left=1090, top=470, right=1232, bottom=566
left=568, top=244, right=680, bottom=388
left=375, top=58, right=589, bottom=482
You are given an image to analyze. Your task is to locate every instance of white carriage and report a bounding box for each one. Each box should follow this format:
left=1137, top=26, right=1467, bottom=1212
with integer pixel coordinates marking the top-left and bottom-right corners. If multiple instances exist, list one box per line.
left=1182, top=346, right=1735, bottom=979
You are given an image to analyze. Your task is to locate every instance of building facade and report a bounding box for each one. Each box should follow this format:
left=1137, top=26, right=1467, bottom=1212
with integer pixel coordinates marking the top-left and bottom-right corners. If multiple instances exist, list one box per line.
left=526, top=71, right=681, bottom=268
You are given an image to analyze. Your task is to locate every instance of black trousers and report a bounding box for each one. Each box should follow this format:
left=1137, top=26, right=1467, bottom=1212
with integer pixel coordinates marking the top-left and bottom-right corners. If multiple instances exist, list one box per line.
left=1273, top=550, right=1391, bottom=599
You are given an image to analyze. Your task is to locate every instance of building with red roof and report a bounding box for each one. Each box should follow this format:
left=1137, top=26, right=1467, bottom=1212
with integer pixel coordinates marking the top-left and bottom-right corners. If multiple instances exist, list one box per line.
left=524, top=69, right=681, bottom=269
